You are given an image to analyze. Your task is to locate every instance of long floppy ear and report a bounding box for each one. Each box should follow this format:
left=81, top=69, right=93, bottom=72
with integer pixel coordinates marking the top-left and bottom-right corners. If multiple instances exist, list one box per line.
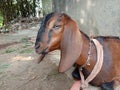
left=58, top=19, right=83, bottom=72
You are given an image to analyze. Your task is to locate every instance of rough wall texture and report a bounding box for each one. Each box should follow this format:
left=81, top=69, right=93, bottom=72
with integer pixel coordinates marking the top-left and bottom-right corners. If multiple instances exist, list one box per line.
left=52, top=0, right=120, bottom=37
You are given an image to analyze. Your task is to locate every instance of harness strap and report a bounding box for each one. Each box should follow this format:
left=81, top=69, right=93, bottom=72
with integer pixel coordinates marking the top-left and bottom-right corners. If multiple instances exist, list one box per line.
left=79, top=39, right=103, bottom=90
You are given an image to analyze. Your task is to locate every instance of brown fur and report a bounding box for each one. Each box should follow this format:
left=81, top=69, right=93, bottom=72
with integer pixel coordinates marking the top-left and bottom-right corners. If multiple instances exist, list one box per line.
left=35, top=12, right=120, bottom=87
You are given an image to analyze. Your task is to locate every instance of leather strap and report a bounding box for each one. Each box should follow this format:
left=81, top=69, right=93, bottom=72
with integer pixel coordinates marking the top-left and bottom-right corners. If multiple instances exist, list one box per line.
left=79, top=39, right=103, bottom=90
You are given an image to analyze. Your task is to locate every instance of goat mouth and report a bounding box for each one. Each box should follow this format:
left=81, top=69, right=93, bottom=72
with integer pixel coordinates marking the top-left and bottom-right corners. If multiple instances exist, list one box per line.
left=37, top=54, right=46, bottom=63
left=36, top=46, right=48, bottom=54
left=37, top=47, right=49, bottom=63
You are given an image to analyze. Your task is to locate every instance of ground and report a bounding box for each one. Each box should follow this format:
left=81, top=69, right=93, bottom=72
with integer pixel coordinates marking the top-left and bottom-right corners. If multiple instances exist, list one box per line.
left=0, top=24, right=119, bottom=90
left=0, top=25, right=73, bottom=90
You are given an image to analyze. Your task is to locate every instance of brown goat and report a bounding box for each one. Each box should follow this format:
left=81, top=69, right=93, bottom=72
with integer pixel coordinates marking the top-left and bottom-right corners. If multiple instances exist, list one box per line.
left=35, top=12, right=120, bottom=90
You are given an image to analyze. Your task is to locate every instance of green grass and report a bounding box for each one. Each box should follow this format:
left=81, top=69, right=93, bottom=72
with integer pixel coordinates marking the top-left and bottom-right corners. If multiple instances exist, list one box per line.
left=0, top=15, right=3, bottom=28
left=0, top=63, right=10, bottom=72
left=19, top=49, right=33, bottom=54
left=20, top=37, right=33, bottom=53
left=22, top=44, right=31, bottom=48
left=5, top=49, right=16, bottom=53
left=20, top=37, right=29, bottom=43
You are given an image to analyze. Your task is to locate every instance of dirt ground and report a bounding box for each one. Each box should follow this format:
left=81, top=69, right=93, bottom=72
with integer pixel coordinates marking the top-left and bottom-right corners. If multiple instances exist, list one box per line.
left=0, top=25, right=72, bottom=90
left=0, top=24, right=119, bottom=90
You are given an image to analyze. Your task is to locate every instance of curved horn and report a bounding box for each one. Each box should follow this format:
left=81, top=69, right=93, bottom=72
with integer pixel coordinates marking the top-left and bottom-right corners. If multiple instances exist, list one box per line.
left=58, top=18, right=83, bottom=72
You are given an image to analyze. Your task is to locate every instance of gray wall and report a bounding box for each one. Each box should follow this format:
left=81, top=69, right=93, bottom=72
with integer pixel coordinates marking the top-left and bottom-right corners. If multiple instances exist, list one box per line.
left=53, top=0, right=120, bottom=37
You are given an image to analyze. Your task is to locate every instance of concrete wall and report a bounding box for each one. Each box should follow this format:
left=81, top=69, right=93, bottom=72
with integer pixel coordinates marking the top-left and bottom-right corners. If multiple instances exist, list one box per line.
left=52, top=0, right=120, bottom=37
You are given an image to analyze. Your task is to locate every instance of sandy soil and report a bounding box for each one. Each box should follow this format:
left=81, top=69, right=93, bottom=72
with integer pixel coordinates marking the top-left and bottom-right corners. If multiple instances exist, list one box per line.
left=0, top=25, right=119, bottom=90
left=0, top=25, right=72, bottom=90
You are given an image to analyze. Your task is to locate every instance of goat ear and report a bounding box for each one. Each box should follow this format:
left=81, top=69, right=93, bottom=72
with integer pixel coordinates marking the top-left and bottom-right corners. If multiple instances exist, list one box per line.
left=58, top=20, right=83, bottom=72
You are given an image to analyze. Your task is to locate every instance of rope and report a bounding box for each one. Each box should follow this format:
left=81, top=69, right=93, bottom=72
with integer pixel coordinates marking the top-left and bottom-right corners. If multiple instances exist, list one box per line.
left=79, top=39, right=103, bottom=90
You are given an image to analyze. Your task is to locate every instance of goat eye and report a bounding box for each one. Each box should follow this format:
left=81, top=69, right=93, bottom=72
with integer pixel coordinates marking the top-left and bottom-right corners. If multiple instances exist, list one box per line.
left=53, top=25, right=61, bottom=29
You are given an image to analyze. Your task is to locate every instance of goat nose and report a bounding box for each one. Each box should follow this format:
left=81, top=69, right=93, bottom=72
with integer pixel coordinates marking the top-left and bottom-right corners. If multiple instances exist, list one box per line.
left=35, top=44, right=40, bottom=49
